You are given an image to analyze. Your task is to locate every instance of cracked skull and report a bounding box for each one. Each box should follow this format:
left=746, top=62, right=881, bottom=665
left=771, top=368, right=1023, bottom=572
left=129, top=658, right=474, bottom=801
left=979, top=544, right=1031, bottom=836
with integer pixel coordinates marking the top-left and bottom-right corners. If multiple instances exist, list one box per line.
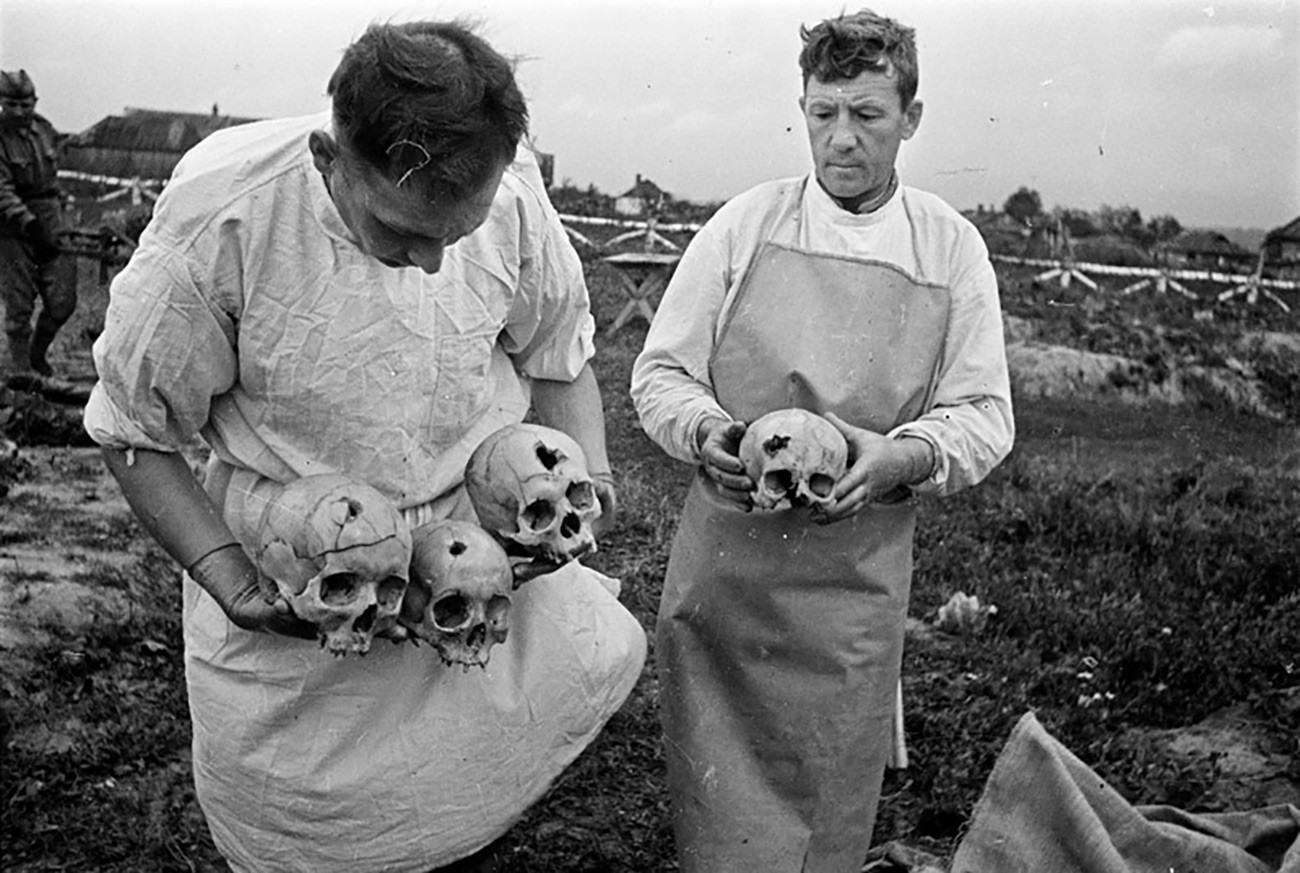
left=401, top=519, right=513, bottom=669
left=739, top=408, right=849, bottom=510
left=464, top=423, right=601, bottom=565
left=255, top=473, right=412, bottom=656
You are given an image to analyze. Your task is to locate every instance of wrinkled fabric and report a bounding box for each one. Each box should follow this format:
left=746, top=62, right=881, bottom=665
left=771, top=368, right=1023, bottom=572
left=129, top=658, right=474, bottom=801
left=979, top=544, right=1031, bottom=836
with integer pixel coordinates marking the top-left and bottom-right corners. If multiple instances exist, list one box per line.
left=631, top=177, right=1013, bottom=497
left=82, top=112, right=645, bottom=871
left=185, top=551, right=645, bottom=873
left=951, top=712, right=1300, bottom=873
left=85, top=112, right=594, bottom=508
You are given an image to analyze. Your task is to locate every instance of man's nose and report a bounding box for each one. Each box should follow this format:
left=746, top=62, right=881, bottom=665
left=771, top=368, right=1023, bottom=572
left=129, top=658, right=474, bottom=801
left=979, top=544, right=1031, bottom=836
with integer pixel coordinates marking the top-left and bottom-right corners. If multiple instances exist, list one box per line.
left=829, top=115, right=856, bottom=148
left=407, top=240, right=446, bottom=275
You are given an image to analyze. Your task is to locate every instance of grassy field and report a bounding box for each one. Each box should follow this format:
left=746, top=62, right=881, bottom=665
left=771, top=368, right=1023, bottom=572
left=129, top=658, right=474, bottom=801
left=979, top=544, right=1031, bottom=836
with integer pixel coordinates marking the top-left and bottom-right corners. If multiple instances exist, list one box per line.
left=2, top=254, right=1297, bottom=871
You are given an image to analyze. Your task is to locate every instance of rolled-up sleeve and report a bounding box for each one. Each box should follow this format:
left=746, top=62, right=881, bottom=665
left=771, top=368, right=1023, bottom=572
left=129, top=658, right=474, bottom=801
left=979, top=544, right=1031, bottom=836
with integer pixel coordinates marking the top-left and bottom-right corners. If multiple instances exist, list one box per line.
left=889, top=232, right=1014, bottom=496
left=630, top=226, right=734, bottom=465
left=84, top=242, right=239, bottom=453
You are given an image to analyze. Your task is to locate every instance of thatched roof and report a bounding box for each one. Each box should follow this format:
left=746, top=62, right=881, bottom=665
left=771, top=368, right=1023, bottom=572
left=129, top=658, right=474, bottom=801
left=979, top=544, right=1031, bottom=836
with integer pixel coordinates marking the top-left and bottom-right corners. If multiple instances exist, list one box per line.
left=1155, top=229, right=1250, bottom=257
left=72, top=106, right=260, bottom=152
left=1265, top=216, right=1300, bottom=244
left=62, top=106, right=261, bottom=181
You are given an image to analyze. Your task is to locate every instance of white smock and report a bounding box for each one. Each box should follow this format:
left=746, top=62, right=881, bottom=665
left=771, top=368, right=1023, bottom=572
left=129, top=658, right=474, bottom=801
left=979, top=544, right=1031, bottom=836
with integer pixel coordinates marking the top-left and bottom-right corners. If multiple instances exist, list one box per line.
left=84, top=113, right=646, bottom=872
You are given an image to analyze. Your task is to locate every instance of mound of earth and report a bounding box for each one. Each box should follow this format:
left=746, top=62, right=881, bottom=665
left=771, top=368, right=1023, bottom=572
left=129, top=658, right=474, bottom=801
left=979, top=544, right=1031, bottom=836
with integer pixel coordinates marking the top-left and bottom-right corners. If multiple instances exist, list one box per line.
left=1002, top=315, right=1296, bottom=420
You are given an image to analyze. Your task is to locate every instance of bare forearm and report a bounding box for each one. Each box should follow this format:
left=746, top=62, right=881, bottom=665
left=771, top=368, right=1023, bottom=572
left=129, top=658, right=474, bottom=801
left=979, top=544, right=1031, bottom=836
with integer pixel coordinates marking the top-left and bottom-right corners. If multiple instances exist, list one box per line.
left=529, top=363, right=611, bottom=474
left=100, top=446, right=238, bottom=568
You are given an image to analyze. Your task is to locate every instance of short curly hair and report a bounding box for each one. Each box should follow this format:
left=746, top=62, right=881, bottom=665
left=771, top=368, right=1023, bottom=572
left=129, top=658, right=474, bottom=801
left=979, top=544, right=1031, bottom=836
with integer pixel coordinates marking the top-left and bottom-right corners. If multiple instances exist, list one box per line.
left=328, top=20, right=528, bottom=201
left=798, top=9, right=919, bottom=108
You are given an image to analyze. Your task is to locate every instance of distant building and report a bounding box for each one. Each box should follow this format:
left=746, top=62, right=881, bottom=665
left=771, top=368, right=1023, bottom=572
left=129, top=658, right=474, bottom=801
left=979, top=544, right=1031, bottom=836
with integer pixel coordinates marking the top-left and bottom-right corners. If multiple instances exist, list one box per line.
left=61, top=105, right=261, bottom=182
left=615, top=174, right=667, bottom=217
left=1261, top=216, right=1300, bottom=280
left=1154, top=230, right=1255, bottom=273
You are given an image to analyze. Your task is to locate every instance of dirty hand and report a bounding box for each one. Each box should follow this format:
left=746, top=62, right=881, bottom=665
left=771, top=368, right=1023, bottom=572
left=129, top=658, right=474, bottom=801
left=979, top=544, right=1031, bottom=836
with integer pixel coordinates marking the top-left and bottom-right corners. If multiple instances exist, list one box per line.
left=697, top=417, right=753, bottom=509
left=813, top=412, right=932, bottom=524
left=187, top=543, right=318, bottom=640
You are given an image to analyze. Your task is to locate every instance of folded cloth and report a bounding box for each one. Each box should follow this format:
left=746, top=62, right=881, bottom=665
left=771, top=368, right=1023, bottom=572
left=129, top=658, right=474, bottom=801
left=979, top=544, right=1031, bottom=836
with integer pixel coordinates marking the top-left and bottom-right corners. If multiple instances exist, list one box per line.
left=949, top=711, right=1300, bottom=873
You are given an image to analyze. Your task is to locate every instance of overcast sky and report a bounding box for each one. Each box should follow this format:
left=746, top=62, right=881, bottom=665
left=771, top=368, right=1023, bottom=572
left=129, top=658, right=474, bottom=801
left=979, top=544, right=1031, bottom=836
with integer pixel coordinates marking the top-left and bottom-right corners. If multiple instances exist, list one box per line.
left=3, top=0, right=1297, bottom=229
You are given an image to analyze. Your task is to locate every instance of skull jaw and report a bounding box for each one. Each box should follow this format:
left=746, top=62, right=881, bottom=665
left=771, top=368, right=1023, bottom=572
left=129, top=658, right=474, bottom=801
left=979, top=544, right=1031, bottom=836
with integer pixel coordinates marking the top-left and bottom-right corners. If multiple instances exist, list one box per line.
left=503, top=532, right=597, bottom=567
left=751, top=470, right=838, bottom=512
left=417, top=622, right=510, bottom=671
left=281, top=573, right=405, bottom=657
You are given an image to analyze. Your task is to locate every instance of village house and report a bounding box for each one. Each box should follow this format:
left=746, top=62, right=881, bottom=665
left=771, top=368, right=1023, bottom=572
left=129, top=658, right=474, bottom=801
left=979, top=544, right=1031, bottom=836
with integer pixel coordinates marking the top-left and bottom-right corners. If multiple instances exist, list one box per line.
left=1154, top=229, right=1256, bottom=273
left=1261, top=216, right=1300, bottom=280
left=614, top=174, right=668, bottom=217
left=61, top=105, right=260, bottom=187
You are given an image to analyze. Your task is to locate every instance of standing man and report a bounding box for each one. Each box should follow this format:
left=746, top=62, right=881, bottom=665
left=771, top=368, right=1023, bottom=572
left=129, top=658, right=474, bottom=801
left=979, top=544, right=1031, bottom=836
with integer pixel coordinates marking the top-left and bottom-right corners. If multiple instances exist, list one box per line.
left=0, top=69, right=71, bottom=380
left=632, top=8, right=1013, bottom=871
left=85, top=19, right=645, bottom=872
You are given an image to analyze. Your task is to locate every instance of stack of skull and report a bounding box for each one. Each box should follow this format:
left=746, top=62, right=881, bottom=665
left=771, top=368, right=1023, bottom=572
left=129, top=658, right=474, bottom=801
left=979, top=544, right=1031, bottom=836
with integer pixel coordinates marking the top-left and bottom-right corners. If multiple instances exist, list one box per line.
left=254, top=423, right=602, bottom=668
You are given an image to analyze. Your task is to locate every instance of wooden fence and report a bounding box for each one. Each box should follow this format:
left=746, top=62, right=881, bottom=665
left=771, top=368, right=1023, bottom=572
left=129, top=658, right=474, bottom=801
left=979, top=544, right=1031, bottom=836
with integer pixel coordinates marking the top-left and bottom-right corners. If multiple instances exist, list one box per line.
left=560, top=213, right=1298, bottom=312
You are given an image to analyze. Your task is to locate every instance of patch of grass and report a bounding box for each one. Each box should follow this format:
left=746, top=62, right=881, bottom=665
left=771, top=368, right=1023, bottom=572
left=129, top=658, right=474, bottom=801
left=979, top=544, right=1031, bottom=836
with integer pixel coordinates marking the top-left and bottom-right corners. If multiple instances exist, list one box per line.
left=3, top=266, right=1296, bottom=871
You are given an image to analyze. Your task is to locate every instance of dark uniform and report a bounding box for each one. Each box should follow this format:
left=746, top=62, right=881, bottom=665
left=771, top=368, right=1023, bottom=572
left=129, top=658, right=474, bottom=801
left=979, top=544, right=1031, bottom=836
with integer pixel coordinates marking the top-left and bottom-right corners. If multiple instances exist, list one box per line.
left=0, top=69, right=72, bottom=378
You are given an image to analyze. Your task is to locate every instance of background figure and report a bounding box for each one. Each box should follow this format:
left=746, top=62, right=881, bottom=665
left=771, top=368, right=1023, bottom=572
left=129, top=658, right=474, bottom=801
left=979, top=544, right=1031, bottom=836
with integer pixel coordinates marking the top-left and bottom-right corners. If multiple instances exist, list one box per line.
left=84, top=20, right=644, bottom=873
left=0, top=68, right=73, bottom=379
left=631, top=8, right=1014, bottom=872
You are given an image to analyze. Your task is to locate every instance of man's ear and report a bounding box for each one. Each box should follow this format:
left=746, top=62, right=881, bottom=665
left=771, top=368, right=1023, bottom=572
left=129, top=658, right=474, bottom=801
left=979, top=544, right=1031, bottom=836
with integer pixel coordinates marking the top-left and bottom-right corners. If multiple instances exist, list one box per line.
left=308, top=129, right=339, bottom=175
left=902, top=99, right=923, bottom=140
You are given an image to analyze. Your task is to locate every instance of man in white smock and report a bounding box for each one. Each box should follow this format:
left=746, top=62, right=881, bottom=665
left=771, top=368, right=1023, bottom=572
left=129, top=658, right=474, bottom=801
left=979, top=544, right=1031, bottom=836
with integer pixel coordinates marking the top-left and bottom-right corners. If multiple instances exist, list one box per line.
left=631, top=9, right=1013, bottom=872
left=84, top=20, right=645, bottom=873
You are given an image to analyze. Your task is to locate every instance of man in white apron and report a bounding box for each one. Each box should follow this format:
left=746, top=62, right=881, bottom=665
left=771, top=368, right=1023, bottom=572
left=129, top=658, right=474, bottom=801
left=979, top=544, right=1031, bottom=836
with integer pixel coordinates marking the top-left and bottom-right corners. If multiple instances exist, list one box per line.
left=631, top=9, right=1014, bottom=871
left=84, top=21, right=645, bottom=872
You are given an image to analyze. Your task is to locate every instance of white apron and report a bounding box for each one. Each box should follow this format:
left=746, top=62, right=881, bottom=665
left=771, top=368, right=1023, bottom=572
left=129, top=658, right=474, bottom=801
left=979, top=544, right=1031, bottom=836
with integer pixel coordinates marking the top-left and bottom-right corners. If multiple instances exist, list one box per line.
left=185, top=461, right=646, bottom=873
left=657, top=226, right=951, bottom=871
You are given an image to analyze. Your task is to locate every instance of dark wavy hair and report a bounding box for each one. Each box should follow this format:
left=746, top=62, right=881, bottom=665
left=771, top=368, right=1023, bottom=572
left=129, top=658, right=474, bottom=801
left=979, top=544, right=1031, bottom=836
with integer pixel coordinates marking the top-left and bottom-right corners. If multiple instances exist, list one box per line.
left=798, top=9, right=918, bottom=108
left=328, top=20, right=528, bottom=200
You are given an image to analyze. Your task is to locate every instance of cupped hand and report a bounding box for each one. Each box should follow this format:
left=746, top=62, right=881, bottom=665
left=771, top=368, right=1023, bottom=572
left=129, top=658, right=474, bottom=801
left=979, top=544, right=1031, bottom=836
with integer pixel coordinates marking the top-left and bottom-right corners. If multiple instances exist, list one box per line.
left=813, top=411, right=897, bottom=524
left=698, top=418, right=753, bottom=509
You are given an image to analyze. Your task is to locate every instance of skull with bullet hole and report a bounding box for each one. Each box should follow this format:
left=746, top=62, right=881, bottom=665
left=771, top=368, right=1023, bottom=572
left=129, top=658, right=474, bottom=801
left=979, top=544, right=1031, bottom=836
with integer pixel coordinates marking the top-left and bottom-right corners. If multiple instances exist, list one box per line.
left=464, top=423, right=601, bottom=566
left=400, top=519, right=513, bottom=670
left=739, top=408, right=848, bottom=511
left=255, top=474, right=412, bottom=656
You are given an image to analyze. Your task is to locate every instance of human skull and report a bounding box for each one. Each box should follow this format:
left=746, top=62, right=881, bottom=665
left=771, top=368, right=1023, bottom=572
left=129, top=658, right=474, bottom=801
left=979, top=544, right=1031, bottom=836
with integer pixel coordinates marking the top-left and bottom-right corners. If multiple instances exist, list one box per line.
left=401, top=519, right=513, bottom=670
left=255, top=474, right=412, bottom=656
left=738, top=408, right=848, bottom=511
left=464, top=423, right=601, bottom=565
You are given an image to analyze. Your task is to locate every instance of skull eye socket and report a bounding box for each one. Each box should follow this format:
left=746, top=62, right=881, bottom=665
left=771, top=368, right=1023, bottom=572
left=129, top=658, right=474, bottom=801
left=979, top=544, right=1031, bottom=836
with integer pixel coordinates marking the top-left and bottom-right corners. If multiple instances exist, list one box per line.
left=376, top=575, right=406, bottom=609
left=566, top=480, right=595, bottom=510
left=432, top=592, right=469, bottom=631
left=808, top=474, right=836, bottom=498
left=560, top=512, right=582, bottom=538
left=320, top=572, right=361, bottom=604
left=762, top=470, right=795, bottom=496
left=521, top=499, right=557, bottom=532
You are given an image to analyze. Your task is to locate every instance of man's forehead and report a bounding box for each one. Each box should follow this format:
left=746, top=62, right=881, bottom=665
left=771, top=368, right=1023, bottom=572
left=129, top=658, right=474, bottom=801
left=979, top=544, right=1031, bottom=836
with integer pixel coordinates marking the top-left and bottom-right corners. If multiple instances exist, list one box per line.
left=807, top=67, right=902, bottom=99
left=371, top=168, right=500, bottom=233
